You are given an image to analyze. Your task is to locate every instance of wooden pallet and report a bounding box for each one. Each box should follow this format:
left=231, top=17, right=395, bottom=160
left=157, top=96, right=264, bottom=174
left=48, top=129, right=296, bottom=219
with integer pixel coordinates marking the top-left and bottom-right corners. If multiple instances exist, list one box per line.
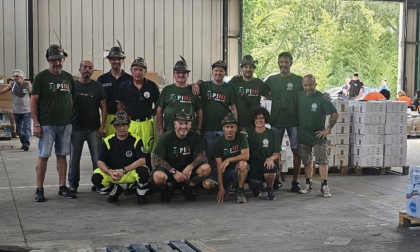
left=399, top=210, right=420, bottom=227
left=348, top=165, right=409, bottom=176
left=106, top=239, right=217, bottom=252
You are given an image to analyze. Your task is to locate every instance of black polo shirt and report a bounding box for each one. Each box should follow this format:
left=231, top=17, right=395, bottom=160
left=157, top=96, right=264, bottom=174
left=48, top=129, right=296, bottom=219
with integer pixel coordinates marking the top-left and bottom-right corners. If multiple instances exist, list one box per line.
left=116, top=78, right=160, bottom=121
left=97, top=70, right=132, bottom=114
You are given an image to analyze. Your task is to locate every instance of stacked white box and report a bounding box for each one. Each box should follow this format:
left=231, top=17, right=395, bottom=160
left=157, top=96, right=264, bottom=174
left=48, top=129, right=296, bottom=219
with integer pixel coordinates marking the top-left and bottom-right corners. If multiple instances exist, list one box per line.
left=280, top=134, right=293, bottom=171
left=327, top=100, right=350, bottom=167
left=349, top=101, right=386, bottom=167
left=383, top=101, right=407, bottom=166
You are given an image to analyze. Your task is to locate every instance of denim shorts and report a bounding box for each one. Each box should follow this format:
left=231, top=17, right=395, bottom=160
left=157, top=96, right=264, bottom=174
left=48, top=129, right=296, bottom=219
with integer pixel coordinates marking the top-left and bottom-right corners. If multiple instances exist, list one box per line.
left=271, top=126, right=298, bottom=150
left=38, top=124, right=72, bottom=158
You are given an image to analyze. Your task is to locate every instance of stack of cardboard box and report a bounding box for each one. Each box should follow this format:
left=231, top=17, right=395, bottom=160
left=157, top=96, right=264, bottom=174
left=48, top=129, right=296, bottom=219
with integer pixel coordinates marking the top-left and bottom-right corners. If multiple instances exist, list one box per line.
left=383, top=101, right=407, bottom=166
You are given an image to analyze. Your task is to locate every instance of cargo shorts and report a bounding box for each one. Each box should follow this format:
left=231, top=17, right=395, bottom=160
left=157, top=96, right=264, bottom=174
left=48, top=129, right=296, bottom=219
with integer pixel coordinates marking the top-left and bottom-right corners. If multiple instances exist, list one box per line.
left=298, top=143, right=329, bottom=165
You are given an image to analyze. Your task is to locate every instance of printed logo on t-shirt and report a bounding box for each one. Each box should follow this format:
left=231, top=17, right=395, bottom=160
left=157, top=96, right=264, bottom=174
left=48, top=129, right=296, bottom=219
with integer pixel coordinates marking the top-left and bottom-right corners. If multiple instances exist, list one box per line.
left=287, top=83, right=293, bottom=90
left=144, top=91, right=150, bottom=98
left=102, top=82, right=112, bottom=87
left=223, top=144, right=240, bottom=157
left=49, top=81, right=71, bottom=92
left=263, top=139, right=269, bottom=148
left=238, top=87, right=259, bottom=97
left=126, top=150, right=133, bottom=157
left=311, top=103, right=318, bottom=112
left=207, top=91, right=226, bottom=102
left=169, top=94, right=191, bottom=103
left=173, top=146, right=192, bottom=156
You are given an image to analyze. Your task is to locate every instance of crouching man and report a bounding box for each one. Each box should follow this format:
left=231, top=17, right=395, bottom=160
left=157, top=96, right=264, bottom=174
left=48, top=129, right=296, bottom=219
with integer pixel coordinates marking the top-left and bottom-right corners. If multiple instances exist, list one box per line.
left=91, top=111, right=151, bottom=204
left=152, top=110, right=211, bottom=202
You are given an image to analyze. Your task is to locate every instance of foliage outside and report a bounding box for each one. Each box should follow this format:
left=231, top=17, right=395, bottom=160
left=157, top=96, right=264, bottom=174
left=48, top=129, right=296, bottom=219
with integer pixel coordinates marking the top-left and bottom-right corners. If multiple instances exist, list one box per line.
left=243, top=0, right=400, bottom=98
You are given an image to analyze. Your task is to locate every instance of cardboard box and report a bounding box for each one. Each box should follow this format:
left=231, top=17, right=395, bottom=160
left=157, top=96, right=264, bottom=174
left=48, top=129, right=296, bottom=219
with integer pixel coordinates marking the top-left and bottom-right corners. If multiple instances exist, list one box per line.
left=385, top=123, right=407, bottom=135
left=384, top=155, right=407, bottom=166
left=384, top=134, right=407, bottom=145
left=351, top=144, right=383, bottom=156
left=334, top=155, right=349, bottom=166
left=348, top=100, right=359, bottom=112
left=354, top=134, right=384, bottom=145
left=326, top=134, right=335, bottom=145
left=0, top=84, right=12, bottom=101
left=357, top=101, right=387, bottom=113
left=261, top=100, right=272, bottom=113
left=387, top=101, right=407, bottom=113
left=328, top=156, right=334, bottom=167
left=351, top=155, right=383, bottom=166
left=282, top=135, right=290, bottom=147
left=351, top=123, right=385, bottom=135
left=350, top=133, right=356, bottom=144
left=335, top=123, right=350, bottom=134
left=337, top=112, right=350, bottom=123
left=280, top=149, right=288, bottom=161
left=407, top=196, right=420, bottom=219
left=0, top=76, right=7, bottom=84
left=332, top=100, right=349, bottom=112
left=384, top=145, right=407, bottom=156
left=335, top=134, right=349, bottom=145
left=327, top=145, right=334, bottom=156
left=280, top=160, right=289, bottom=172
left=145, top=71, right=159, bottom=84
left=354, top=112, right=386, bottom=124
left=0, top=100, right=12, bottom=110
left=335, top=145, right=350, bottom=156
left=386, top=113, right=407, bottom=124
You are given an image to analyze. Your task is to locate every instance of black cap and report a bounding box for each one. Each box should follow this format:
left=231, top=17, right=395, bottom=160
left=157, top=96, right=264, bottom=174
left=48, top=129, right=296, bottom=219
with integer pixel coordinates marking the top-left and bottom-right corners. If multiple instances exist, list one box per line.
left=46, top=44, right=68, bottom=60
left=211, top=60, right=227, bottom=71
left=173, top=56, right=190, bottom=72
left=173, top=109, right=192, bottom=121
left=107, top=46, right=125, bottom=59
left=111, top=111, right=130, bottom=125
left=221, top=113, right=237, bottom=125
left=240, top=55, right=257, bottom=68
left=131, top=57, right=147, bottom=69
left=353, top=72, right=359, bottom=76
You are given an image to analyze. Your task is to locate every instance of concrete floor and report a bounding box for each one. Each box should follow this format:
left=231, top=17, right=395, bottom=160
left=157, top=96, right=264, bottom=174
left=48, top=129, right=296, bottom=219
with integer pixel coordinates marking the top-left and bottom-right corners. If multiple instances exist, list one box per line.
left=1, top=137, right=420, bottom=252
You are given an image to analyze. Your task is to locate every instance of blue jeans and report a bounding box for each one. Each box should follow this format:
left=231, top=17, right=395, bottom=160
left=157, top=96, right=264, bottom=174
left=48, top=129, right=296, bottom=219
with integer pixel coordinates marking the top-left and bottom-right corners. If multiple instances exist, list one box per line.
left=13, top=112, right=31, bottom=145
left=271, top=126, right=298, bottom=150
left=68, top=129, right=101, bottom=189
left=202, top=130, right=224, bottom=159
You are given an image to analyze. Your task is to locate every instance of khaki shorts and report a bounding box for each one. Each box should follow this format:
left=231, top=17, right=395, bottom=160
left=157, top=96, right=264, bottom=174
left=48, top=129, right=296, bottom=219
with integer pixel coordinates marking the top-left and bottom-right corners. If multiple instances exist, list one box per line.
left=298, top=143, right=329, bottom=165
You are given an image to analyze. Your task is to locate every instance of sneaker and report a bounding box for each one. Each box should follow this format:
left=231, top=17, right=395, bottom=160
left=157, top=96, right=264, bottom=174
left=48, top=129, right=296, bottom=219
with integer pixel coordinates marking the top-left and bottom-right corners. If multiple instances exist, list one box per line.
left=58, top=186, right=76, bottom=199
left=237, top=188, right=247, bottom=204
left=107, top=184, right=124, bottom=203
left=69, top=186, right=77, bottom=194
left=34, top=188, right=46, bottom=202
left=136, top=183, right=150, bottom=205
left=273, top=180, right=282, bottom=190
left=160, top=186, right=172, bottom=203
left=321, top=185, right=332, bottom=198
left=183, top=185, right=196, bottom=202
left=299, top=183, right=313, bottom=194
left=266, top=187, right=276, bottom=200
left=228, top=184, right=237, bottom=196
left=252, top=190, right=261, bottom=197
left=22, top=144, right=29, bottom=151
left=124, top=183, right=137, bottom=196
left=291, top=181, right=300, bottom=192
left=100, top=186, right=113, bottom=195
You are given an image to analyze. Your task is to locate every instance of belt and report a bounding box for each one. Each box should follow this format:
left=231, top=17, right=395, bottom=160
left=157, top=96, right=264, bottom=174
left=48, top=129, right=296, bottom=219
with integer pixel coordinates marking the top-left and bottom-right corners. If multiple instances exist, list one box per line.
left=133, top=117, right=151, bottom=122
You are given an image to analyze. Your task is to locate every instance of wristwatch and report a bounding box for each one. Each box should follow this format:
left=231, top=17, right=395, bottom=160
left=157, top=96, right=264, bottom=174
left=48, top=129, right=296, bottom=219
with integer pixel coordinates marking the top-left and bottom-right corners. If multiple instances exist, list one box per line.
left=122, top=167, right=128, bottom=174
left=170, top=168, right=177, bottom=175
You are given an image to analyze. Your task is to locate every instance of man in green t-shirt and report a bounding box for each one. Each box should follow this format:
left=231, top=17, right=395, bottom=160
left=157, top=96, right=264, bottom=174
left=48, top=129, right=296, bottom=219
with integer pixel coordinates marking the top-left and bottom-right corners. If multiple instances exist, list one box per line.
left=297, top=74, right=339, bottom=198
left=246, top=107, right=280, bottom=200
left=264, top=52, right=303, bottom=192
left=31, top=44, right=75, bottom=202
left=153, top=110, right=210, bottom=202
left=198, top=60, right=237, bottom=164
left=228, top=55, right=269, bottom=129
left=156, top=56, right=202, bottom=135
left=202, top=113, right=249, bottom=204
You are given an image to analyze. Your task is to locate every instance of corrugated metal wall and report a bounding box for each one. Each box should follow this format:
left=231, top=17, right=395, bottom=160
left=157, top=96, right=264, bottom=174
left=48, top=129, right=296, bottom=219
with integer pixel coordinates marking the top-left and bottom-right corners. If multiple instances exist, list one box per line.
left=0, top=0, right=223, bottom=84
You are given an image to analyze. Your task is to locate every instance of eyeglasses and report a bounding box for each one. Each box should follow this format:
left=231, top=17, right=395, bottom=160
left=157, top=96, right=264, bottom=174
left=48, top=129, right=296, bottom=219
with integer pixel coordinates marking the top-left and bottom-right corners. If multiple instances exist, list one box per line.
left=13, top=75, right=20, bottom=78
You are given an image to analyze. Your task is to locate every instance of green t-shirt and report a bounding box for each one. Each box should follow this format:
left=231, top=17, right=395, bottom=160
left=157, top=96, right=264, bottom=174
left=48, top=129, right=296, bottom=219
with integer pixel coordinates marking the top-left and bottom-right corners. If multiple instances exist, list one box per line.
left=246, top=127, right=280, bottom=163
left=228, top=77, right=269, bottom=128
left=157, top=84, right=201, bottom=131
left=200, top=81, right=237, bottom=131
left=214, top=132, right=249, bottom=169
left=154, top=130, right=204, bottom=170
left=264, top=73, right=303, bottom=128
left=297, top=91, right=337, bottom=146
left=32, top=69, right=74, bottom=125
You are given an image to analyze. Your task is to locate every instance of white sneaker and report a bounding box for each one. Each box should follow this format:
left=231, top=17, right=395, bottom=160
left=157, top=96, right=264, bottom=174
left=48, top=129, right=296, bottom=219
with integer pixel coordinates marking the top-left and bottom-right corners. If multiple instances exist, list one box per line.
left=299, top=183, right=313, bottom=194
left=321, top=185, right=332, bottom=198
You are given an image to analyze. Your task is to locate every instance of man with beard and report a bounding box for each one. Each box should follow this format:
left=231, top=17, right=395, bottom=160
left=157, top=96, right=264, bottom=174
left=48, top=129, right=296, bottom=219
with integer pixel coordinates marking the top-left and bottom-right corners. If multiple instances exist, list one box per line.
left=68, top=60, right=107, bottom=194
left=297, top=74, right=338, bottom=198
left=97, top=42, right=132, bottom=136
left=156, top=56, right=202, bottom=135
left=31, top=44, right=75, bottom=202
left=153, top=110, right=210, bottom=202
left=197, top=60, right=237, bottom=180
left=228, top=55, right=269, bottom=130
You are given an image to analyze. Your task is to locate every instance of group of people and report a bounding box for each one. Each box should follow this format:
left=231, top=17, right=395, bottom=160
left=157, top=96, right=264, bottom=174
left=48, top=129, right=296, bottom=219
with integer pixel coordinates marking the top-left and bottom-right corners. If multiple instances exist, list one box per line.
left=23, top=42, right=339, bottom=204
left=340, top=72, right=391, bottom=101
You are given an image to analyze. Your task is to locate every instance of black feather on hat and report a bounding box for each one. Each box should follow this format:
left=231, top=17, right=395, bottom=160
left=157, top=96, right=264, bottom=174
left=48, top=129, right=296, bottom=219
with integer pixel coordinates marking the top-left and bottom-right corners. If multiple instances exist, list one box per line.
left=173, top=55, right=191, bottom=72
